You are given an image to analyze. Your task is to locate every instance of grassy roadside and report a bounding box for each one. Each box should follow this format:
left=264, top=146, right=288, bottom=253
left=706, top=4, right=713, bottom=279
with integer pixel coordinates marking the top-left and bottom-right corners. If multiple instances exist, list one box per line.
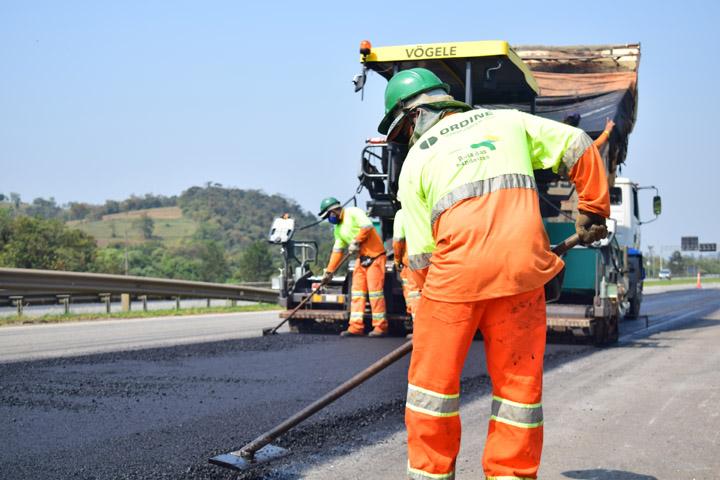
left=0, top=303, right=281, bottom=327
left=645, top=277, right=720, bottom=286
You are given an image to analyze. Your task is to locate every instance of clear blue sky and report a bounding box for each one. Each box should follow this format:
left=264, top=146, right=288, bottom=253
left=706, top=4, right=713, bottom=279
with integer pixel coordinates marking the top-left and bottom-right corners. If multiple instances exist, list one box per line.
left=1, top=0, right=718, bottom=251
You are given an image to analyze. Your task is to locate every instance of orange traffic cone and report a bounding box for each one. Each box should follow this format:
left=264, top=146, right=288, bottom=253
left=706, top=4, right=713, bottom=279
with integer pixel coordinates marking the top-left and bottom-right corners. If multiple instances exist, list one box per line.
left=696, top=272, right=702, bottom=289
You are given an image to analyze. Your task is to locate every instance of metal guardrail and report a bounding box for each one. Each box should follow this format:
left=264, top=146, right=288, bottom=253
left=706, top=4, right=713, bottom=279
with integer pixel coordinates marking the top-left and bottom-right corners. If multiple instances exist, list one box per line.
left=0, top=268, right=279, bottom=304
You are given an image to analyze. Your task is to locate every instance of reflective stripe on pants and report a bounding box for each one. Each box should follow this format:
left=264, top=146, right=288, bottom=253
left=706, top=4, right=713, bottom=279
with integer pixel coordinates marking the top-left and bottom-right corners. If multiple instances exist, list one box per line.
left=349, top=255, right=387, bottom=333
left=406, top=287, right=546, bottom=479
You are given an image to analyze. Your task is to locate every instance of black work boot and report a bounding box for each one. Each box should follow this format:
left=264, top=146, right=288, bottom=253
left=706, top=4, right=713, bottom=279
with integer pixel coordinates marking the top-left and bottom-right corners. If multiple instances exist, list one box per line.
left=340, top=330, right=364, bottom=337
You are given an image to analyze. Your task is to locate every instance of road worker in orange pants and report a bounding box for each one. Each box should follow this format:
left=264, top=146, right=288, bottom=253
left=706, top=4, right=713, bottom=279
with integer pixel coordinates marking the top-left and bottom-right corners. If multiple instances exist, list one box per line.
left=392, top=209, right=421, bottom=318
left=377, top=68, right=610, bottom=479
left=318, top=197, right=388, bottom=337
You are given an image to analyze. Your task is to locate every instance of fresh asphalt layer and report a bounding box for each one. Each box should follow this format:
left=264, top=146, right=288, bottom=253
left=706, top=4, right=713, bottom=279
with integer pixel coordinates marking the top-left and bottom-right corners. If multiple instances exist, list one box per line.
left=1, top=288, right=719, bottom=479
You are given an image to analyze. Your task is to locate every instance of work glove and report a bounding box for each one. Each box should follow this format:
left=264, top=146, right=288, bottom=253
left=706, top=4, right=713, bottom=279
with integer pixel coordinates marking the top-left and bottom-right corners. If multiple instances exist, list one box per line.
left=575, top=210, right=609, bottom=245
left=348, top=240, right=361, bottom=255
left=321, top=269, right=334, bottom=285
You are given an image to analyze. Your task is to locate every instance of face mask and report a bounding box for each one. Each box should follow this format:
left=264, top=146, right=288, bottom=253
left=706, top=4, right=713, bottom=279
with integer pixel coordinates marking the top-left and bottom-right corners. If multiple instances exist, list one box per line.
left=409, top=107, right=464, bottom=147
left=328, top=213, right=340, bottom=225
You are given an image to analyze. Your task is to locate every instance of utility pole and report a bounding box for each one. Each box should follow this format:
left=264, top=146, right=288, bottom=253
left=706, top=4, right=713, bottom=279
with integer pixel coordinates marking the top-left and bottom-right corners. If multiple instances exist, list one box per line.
left=124, top=229, right=129, bottom=275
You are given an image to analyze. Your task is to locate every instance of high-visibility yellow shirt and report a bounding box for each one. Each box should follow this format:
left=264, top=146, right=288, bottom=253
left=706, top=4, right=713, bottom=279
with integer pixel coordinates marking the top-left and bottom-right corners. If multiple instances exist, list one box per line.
left=392, top=209, right=408, bottom=266
left=326, top=206, right=385, bottom=272
left=398, top=108, right=610, bottom=302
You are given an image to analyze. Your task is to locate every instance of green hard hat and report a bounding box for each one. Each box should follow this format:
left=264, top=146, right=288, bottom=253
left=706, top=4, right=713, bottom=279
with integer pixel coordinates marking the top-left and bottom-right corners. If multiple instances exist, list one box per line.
left=378, top=67, right=450, bottom=135
left=318, top=196, right=341, bottom=218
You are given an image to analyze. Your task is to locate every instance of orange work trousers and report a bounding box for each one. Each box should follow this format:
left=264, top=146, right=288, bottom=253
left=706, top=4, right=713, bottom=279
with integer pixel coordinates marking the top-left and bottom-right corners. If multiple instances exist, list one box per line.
left=406, top=287, right=546, bottom=480
left=348, top=254, right=387, bottom=334
left=400, top=266, right=421, bottom=316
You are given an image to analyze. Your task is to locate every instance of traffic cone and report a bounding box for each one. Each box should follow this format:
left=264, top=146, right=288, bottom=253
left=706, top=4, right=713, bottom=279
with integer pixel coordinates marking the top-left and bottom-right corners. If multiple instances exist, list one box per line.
left=696, top=271, right=702, bottom=289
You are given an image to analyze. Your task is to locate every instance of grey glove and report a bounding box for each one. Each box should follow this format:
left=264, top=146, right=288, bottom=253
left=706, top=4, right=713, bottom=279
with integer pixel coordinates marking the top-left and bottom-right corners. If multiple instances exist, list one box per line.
left=575, top=210, right=608, bottom=245
left=321, top=270, right=334, bottom=284
left=348, top=240, right=361, bottom=254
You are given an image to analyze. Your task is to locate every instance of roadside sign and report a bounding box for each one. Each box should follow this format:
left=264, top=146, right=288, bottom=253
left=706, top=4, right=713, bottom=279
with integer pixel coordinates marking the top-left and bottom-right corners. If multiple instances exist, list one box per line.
left=699, top=243, right=717, bottom=252
left=681, top=236, right=699, bottom=251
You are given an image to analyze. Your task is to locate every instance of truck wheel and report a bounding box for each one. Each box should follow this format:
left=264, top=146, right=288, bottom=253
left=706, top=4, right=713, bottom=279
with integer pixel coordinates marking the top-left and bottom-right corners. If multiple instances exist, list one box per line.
left=606, top=314, right=619, bottom=344
left=627, top=293, right=642, bottom=319
left=593, top=315, right=619, bottom=346
left=592, top=320, right=608, bottom=346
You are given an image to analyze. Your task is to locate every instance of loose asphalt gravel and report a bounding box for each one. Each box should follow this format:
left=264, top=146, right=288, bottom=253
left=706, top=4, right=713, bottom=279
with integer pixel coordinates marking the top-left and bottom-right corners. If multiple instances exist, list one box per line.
left=1, top=287, right=719, bottom=480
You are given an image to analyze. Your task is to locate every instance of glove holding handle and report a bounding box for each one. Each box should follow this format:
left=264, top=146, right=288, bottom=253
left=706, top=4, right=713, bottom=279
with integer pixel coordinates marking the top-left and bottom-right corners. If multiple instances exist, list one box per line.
left=575, top=210, right=609, bottom=245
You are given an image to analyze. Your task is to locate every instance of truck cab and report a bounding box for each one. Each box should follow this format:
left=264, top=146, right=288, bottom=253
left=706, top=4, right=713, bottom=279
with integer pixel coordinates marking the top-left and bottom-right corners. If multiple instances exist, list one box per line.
left=609, top=177, right=641, bottom=250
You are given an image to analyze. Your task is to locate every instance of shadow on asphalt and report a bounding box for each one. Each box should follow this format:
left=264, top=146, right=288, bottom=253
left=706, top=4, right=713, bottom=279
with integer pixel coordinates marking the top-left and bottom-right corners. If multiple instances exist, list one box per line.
left=563, top=468, right=658, bottom=480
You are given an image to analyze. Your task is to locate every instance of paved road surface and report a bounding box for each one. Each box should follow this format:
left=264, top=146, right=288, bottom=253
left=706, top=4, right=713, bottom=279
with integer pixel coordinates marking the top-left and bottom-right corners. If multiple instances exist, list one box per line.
left=1, top=288, right=718, bottom=479
left=0, top=310, right=284, bottom=362
left=300, top=290, right=720, bottom=480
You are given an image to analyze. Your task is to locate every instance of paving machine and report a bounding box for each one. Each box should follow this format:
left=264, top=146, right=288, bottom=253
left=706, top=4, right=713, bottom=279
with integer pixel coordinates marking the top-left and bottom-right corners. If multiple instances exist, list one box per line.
left=269, top=40, right=661, bottom=344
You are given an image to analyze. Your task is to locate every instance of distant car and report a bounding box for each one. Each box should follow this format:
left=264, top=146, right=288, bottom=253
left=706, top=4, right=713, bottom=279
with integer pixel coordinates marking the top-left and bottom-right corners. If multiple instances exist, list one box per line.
left=658, top=269, right=672, bottom=280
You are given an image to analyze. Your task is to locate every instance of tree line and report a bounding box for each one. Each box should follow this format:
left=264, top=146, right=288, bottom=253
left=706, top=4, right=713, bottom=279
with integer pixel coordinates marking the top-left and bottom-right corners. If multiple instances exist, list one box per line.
left=0, top=192, right=177, bottom=221
left=0, top=185, right=333, bottom=282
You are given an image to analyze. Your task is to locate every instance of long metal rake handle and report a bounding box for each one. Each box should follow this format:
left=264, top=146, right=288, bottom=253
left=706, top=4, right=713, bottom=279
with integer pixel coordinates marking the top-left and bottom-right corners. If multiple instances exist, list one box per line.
left=238, top=339, right=413, bottom=459
left=236, top=234, right=579, bottom=460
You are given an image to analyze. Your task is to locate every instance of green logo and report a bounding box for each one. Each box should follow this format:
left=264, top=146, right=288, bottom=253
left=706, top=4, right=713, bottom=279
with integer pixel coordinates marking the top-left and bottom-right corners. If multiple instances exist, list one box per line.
left=470, top=140, right=496, bottom=150
left=419, top=136, right=438, bottom=150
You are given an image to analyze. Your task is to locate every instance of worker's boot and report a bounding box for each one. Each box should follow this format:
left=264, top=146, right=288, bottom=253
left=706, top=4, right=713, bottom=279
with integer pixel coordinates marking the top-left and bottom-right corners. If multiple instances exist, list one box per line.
left=368, top=328, right=388, bottom=338
left=340, top=329, right=364, bottom=337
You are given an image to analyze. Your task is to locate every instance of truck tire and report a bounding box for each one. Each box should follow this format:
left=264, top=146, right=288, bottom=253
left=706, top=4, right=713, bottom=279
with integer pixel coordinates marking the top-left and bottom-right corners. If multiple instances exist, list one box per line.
left=606, top=314, right=619, bottom=344
left=592, top=320, right=607, bottom=346
left=593, top=314, right=619, bottom=346
left=628, top=291, right=642, bottom=319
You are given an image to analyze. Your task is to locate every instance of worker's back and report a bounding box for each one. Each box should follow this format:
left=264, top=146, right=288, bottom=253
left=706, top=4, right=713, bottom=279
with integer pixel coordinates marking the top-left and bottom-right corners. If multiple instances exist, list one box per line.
left=399, top=107, right=589, bottom=302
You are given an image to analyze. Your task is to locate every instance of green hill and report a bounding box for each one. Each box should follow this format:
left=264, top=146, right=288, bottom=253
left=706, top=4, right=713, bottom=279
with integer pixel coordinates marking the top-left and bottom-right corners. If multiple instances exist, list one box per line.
left=1, top=185, right=332, bottom=282
left=69, top=207, right=199, bottom=247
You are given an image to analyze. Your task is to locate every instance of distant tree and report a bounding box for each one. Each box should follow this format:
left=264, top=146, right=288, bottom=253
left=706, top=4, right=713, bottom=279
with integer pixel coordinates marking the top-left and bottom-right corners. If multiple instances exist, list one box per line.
left=104, top=199, right=120, bottom=215
left=197, top=241, right=229, bottom=282
left=133, top=214, right=155, bottom=239
left=235, top=241, right=274, bottom=282
left=10, top=193, right=21, bottom=209
left=0, top=216, right=96, bottom=271
left=0, top=208, right=12, bottom=249
left=193, top=222, right=224, bottom=242
left=26, top=197, right=62, bottom=219
left=668, top=251, right=687, bottom=276
left=68, top=202, right=92, bottom=220
left=92, top=247, right=125, bottom=274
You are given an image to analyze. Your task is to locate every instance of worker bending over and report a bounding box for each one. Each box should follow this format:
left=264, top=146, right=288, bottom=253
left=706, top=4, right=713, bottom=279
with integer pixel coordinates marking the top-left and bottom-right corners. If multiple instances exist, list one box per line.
left=392, top=209, right=421, bottom=319
left=318, top=197, right=388, bottom=337
left=378, top=68, right=610, bottom=480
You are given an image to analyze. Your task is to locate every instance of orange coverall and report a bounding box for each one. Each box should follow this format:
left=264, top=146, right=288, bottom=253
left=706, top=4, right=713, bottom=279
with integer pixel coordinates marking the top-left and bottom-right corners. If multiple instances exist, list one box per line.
left=392, top=209, right=421, bottom=316
left=326, top=207, right=388, bottom=334
left=398, top=108, right=610, bottom=480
